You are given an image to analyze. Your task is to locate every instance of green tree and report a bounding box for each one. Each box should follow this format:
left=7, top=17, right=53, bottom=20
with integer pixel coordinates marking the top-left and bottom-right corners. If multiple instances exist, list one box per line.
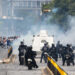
left=53, top=0, right=75, bottom=30
left=54, top=0, right=75, bottom=16
left=42, top=0, right=75, bottom=31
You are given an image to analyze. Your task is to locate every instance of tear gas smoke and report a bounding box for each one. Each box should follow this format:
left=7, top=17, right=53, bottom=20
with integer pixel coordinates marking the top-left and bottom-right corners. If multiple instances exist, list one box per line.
left=56, top=16, right=75, bottom=45
left=12, top=16, right=75, bottom=54
left=0, top=13, right=75, bottom=54
left=12, top=31, right=33, bottom=54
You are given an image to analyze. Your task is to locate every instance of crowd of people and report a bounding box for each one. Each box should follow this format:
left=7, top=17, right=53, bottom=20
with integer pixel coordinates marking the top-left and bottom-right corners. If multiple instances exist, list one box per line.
left=40, top=41, right=75, bottom=66
left=1, top=36, right=74, bottom=69
left=18, top=40, right=75, bottom=70
left=18, top=41, right=38, bottom=70
left=0, top=36, right=18, bottom=48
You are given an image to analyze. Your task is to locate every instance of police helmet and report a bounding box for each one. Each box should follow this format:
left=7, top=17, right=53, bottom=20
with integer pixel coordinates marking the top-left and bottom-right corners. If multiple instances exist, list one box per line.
left=28, top=46, right=32, bottom=50
left=44, top=42, right=48, bottom=45
left=20, top=41, right=24, bottom=45
left=67, top=44, right=70, bottom=47
left=52, top=44, right=55, bottom=47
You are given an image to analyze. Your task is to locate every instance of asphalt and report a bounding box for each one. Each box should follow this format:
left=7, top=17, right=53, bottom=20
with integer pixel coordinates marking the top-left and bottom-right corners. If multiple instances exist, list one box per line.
left=0, top=58, right=47, bottom=75
left=57, top=58, right=75, bottom=75
left=0, top=47, right=75, bottom=75
left=0, top=47, right=47, bottom=75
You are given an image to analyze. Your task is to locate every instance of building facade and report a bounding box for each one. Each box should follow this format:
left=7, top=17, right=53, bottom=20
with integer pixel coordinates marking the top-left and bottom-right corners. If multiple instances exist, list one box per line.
left=0, top=0, right=2, bottom=17
left=0, top=0, right=51, bottom=17
left=8, top=0, right=51, bottom=17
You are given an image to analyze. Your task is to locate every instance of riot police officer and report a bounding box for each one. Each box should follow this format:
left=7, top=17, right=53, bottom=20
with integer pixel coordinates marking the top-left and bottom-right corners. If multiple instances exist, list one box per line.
left=40, top=42, right=49, bottom=63
left=61, top=46, right=66, bottom=66
left=56, top=41, right=60, bottom=57
left=65, top=44, right=74, bottom=66
left=66, top=44, right=73, bottom=53
left=56, top=41, right=63, bottom=58
left=49, top=44, right=58, bottom=61
left=62, top=44, right=74, bottom=66
left=18, top=41, right=27, bottom=65
left=70, top=52, right=74, bottom=65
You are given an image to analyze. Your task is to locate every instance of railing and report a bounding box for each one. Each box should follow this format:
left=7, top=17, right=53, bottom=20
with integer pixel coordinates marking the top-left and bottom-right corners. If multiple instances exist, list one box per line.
left=47, top=55, right=68, bottom=75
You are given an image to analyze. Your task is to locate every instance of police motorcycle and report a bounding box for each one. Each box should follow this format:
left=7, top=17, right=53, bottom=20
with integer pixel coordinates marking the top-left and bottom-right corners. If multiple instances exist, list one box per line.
left=65, top=53, right=71, bottom=66
left=27, top=58, right=33, bottom=70
left=65, top=52, right=74, bottom=66
left=65, top=44, right=74, bottom=66
left=27, top=51, right=37, bottom=70
left=25, top=46, right=38, bottom=70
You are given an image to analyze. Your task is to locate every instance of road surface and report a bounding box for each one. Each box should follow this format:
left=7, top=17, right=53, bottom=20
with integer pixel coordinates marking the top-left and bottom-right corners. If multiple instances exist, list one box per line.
left=0, top=47, right=75, bottom=75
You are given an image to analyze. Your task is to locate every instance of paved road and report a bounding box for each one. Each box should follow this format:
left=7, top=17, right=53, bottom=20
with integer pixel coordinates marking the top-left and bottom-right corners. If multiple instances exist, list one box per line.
left=57, top=58, right=75, bottom=75
left=0, top=47, right=75, bottom=75
left=0, top=47, right=47, bottom=75
left=0, top=47, right=8, bottom=59
left=0, top=58, right=47, bottom=75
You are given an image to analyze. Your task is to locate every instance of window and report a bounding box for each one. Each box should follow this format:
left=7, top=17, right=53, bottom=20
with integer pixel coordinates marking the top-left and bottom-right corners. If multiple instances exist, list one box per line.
left=24, top=2, right=28, bottom=8
left=28, top=1, right=31, bottom=8
left=31, top=1, right=37, bottom=8
left=37, top=1, right=40, bottom=8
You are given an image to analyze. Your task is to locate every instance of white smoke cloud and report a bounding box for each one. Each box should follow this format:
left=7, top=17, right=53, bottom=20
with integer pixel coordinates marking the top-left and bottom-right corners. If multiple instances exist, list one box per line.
left=12, top=31, right=33, bottom=54
left=0, top=14, right=75, bottom=54
left=12, top=16, right=75, bottom=54
left=56, top=16, right=75, bottom=45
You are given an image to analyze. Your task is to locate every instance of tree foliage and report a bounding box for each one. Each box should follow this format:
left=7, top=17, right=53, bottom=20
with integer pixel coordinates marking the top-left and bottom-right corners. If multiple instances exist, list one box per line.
left=42, top=1, right=54, bottom=10
left=42, top=0, right=75, bottom=31
left=54, top=0, right=75, bottom=16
